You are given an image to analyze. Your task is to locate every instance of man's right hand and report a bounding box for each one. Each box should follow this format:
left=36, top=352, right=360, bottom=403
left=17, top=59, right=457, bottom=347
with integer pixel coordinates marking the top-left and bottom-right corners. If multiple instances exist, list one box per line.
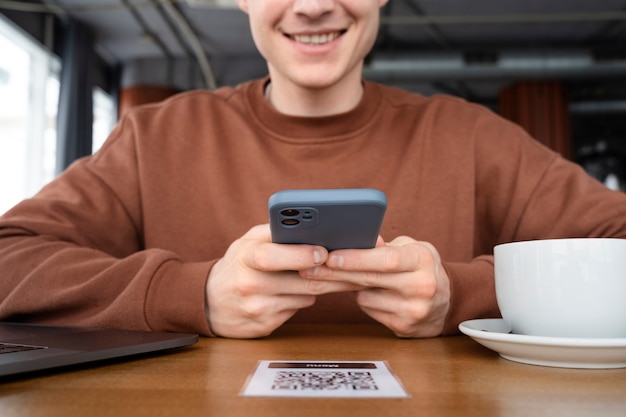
left=205, top=224, right=363, bottom=338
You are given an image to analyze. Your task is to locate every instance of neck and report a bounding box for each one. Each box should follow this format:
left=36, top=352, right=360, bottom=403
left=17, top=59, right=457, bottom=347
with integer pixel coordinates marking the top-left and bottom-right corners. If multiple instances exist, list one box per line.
left=265, top=77, right=364, bottom=117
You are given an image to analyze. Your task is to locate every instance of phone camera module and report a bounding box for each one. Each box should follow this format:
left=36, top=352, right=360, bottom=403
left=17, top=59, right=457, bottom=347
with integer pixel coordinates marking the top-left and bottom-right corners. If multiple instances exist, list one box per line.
left=275, top=206, right=318, bottom=229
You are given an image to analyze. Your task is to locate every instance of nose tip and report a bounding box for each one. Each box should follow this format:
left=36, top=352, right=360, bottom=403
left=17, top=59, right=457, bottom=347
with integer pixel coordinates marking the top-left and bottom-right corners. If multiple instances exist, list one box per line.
left=293, top=0, right=335, bottom=19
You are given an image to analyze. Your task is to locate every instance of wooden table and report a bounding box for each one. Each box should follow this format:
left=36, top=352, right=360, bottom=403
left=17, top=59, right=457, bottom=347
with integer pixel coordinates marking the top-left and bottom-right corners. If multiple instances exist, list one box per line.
left=1, top=324, right=625, bottom=417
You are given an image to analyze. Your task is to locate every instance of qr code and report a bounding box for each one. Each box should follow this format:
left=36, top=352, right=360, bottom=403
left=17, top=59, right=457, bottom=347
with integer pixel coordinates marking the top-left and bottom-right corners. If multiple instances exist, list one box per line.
left=272, top=371, right=379, bottom=391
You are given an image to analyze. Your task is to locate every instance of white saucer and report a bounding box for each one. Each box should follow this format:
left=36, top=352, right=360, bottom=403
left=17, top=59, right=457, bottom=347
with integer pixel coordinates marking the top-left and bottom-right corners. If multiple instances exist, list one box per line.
left=458, top=319, right=626, bottom=369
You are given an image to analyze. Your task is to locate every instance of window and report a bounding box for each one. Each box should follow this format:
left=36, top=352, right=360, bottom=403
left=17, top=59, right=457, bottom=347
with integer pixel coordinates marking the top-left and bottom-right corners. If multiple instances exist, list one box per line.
left=0, top=16, right=59, bottom=215
left=0, top=16, right=116, bottom=215
left=93, top=87, right=116, bottom=153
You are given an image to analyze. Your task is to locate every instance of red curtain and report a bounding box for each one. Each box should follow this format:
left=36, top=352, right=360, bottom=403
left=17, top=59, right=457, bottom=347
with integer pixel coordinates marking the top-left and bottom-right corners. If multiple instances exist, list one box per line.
left=499, top=81, right=572, bottom=160
left=118, top=85, right=179, bottom=118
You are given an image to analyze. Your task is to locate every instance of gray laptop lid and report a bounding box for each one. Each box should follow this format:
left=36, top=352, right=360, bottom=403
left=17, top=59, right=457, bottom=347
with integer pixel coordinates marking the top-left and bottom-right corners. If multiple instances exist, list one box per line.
left=0, top=322, right=198, bottom=377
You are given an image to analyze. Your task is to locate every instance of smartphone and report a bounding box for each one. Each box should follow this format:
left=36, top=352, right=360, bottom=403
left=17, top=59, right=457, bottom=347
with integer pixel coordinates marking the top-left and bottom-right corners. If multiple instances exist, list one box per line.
left=268, top=188, right=387, bottom=251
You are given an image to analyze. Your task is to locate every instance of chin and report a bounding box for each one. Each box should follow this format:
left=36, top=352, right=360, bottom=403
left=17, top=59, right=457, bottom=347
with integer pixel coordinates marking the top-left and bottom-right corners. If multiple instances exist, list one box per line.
left=292, top=70, right=352, bottom=90
left=271, top=60, right=361, bottom=90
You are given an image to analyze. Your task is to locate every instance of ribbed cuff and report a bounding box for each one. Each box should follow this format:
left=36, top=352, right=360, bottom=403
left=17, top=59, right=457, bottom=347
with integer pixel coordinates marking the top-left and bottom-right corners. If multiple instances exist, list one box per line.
left=441, top=256, right=500, bottom=335
left=145, top=259, right=216, bottom=336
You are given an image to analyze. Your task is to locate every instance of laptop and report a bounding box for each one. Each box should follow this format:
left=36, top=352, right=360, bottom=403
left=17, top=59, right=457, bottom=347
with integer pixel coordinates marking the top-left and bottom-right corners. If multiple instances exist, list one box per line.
left=0, top=322, right=198, bottom=377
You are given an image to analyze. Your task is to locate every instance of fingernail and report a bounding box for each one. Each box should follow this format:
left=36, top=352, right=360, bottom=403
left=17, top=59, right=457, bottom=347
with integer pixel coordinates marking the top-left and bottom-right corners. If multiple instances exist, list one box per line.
left=329, top=254, right=344, bottom=268
left=301, top=266, right=319, bottom=279
left=313, top=249, right=323, bottom=264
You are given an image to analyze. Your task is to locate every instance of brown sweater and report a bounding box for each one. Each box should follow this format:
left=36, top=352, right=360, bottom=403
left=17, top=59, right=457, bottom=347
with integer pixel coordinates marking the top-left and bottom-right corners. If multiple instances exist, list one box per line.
left=2, top=78, right=626, bottom=336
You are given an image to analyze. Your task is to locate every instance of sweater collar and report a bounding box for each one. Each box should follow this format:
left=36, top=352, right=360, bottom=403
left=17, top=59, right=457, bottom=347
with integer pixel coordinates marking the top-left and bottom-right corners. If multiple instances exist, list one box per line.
left=243, top=77, right=383, bottom=141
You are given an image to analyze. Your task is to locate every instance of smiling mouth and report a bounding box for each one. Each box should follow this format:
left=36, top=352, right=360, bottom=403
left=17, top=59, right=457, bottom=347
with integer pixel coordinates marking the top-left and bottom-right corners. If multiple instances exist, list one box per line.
left=288, top=31, right=345, bottom=46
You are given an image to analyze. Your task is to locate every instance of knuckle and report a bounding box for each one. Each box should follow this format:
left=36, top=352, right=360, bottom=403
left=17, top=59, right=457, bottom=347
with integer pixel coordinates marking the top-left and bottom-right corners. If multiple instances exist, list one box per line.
left=403, top=296, right=431, bottom=319
left=362, top=271, right=383, bottom=287
left=240, top=302, right=265, bottom=321
left=406, top=302, right=430, bottom=322
left=300, top=294, right=317, bottom=307
left=382, top=248, right=403, bottom=271
left=250, top=245, right=273, bottom=271
left=389, top=317, right=417, bottom=338
left=419, top=277, right=439, bottom=299
left=234, top=278, right=261, bottom=297
left=305, top=279, right=327, bottom=295
left=417, top=241, right=441, bottom=266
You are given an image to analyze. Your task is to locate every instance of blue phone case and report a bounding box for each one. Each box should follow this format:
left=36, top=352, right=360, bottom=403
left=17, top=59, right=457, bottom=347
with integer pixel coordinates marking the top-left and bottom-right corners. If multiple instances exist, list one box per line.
left=268, top=188, right=387, bottom=251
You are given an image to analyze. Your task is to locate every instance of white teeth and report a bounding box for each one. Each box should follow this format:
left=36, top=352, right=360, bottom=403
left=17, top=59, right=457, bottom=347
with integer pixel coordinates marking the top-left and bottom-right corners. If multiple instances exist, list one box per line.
left=293, top=32, right=340, bottom=45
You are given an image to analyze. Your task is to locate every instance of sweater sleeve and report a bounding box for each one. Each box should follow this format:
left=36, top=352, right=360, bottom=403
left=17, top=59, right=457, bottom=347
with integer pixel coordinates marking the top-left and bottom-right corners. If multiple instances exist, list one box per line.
left=441, top=256, right=498, bottom=335
left=0, top=115, right=214, bottom=336
left=439, top=108, right=626, bottom=336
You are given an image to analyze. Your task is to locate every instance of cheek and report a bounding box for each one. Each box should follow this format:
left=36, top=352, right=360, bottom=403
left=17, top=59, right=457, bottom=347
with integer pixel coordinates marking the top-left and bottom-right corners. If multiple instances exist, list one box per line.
left=343, top=3, right=381, bottom=47
left=247, top=19, right=273, bottom=62
left=350, top=22, right=379, bottom=63
left=245, top=7, right=282, bottom=60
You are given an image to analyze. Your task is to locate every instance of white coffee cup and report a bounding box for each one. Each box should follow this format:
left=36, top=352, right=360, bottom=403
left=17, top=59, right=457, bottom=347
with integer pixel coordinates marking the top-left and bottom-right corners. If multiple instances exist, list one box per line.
left=494, top=238, right=626, bottom=338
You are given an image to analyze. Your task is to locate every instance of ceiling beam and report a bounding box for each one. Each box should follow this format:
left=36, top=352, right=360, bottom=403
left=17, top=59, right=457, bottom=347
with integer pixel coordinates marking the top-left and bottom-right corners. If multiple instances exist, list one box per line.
left=364, top=50, right=626, bottom=81
left=380, top=11, right=626, bottom=25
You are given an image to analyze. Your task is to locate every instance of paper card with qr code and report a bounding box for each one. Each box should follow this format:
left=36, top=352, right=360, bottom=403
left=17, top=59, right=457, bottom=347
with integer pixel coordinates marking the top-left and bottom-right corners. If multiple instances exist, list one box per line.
left=240, top=360, right=409, bottom=398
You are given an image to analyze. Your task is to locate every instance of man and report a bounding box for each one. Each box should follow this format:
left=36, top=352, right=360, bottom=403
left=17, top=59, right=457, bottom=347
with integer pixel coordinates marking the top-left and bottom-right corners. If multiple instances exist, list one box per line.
left=1, top=0, right=625, bottom=339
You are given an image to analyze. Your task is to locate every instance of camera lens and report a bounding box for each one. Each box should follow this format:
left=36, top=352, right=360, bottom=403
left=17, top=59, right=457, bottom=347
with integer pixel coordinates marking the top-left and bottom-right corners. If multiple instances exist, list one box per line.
left=281, top=209, right=299, bottom=217
left=281, top=218, right=300, bottom=226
